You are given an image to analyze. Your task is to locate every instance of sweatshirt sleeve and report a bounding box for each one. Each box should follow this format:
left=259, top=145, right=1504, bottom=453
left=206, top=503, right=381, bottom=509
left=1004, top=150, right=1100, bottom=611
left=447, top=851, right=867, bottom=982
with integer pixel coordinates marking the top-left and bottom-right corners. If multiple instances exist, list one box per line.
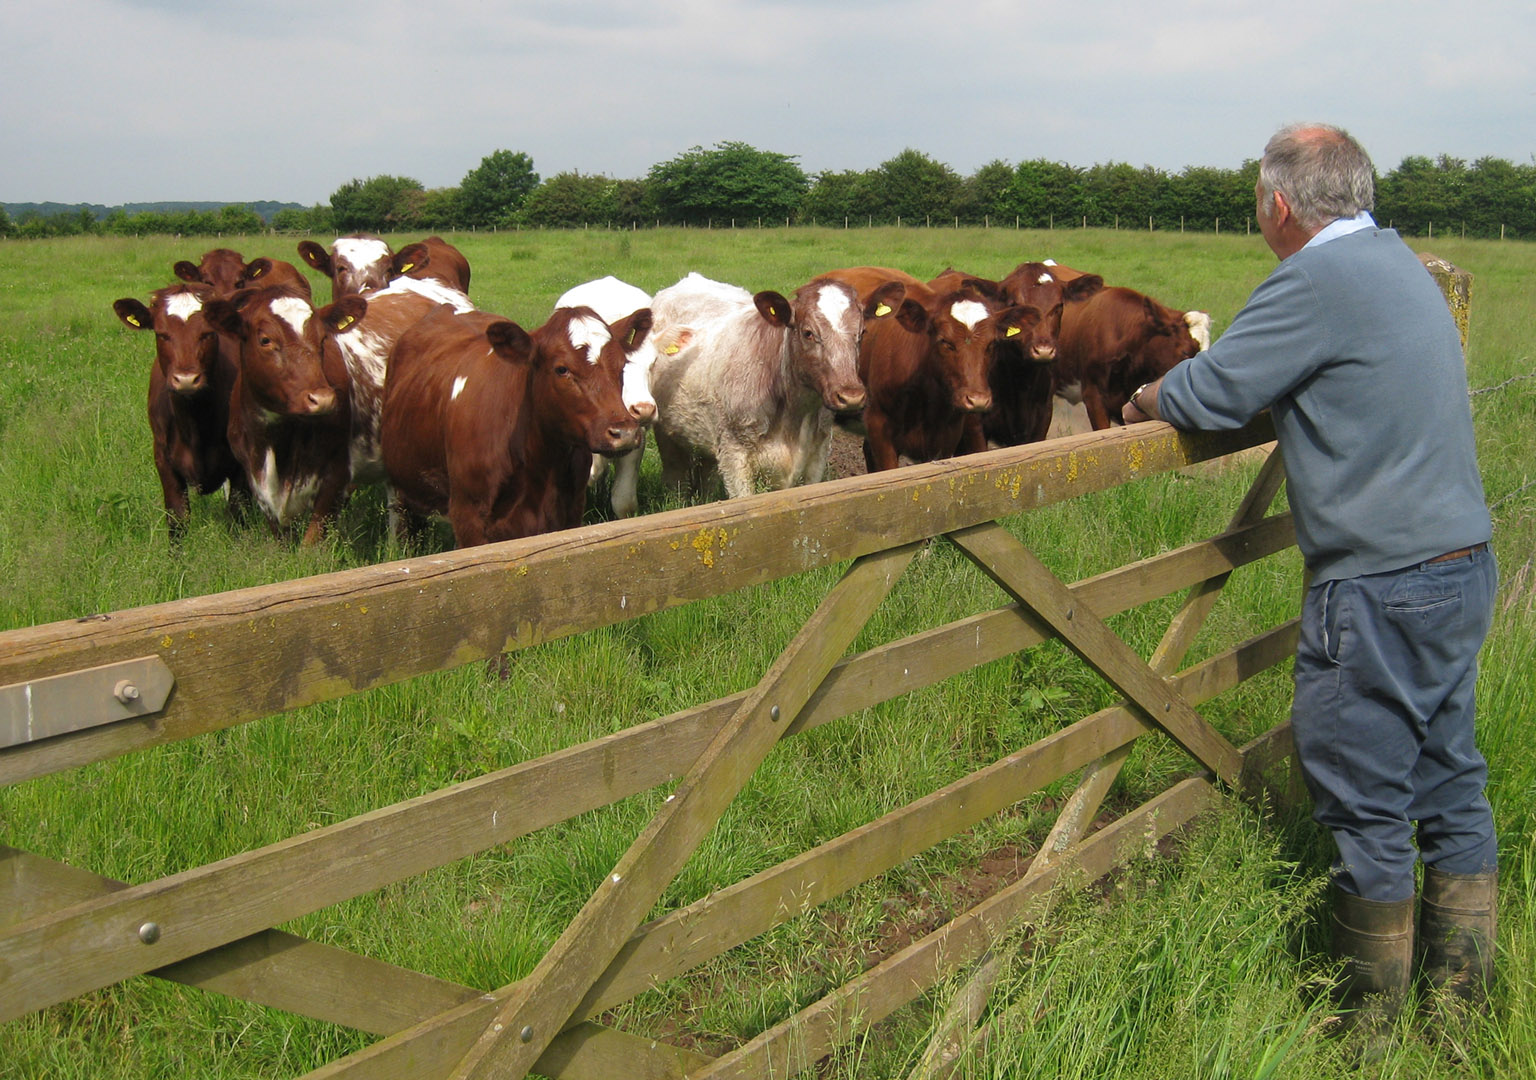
left=1157, top=259, right=1330, bottom=431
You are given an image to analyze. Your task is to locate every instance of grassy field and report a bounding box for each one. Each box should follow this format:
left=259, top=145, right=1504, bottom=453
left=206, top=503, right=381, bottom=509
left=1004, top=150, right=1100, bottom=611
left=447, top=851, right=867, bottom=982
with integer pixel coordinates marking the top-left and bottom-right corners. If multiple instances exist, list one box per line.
left=0, top=226, right=1532, bottom=1079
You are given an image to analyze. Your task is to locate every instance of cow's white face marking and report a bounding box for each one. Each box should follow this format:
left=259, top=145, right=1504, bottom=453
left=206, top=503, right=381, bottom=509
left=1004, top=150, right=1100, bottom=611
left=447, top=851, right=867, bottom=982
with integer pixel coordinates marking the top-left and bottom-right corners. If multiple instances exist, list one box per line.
left=950, top=300, right=988, bottom=330
left=1043, top=259, right=1057, bottom=266
left=386, top=276, right=474, bottom=312
left=815, top=284, right=852, bottom=327
left=451, top=375, right=469, bottom=400
left=165, top=292, right=203, bottom=322
left=334, top=237, right=391, bottom=275
left=566, top=314, right=610, bottom=364
left=271, top=296, right=314, bottom=338
left=1037, top=272, right=1054, bottom=285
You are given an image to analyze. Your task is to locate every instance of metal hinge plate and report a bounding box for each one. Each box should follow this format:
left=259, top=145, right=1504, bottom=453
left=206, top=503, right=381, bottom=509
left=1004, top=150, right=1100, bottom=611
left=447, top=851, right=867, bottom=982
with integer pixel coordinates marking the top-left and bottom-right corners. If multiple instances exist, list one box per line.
left=0, top=656, right=174, bottom=750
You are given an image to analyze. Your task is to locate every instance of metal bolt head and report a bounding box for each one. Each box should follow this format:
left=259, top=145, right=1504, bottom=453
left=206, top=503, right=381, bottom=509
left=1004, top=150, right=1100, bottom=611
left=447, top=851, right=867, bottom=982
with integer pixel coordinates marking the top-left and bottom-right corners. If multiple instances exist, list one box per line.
left=520, top=1025, right=534, bottom=1043
left=114, top=680, right=141, bottom=704
left=138, top=921, right=161, bottom=944
left=769, top=705, right=781, bottom=722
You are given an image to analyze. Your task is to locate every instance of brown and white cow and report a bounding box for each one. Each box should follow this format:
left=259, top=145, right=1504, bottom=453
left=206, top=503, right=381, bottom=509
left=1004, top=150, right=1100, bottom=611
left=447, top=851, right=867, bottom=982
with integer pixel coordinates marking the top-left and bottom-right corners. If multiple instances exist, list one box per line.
left=819, top=268, right=1039, bottom=471
left=203, top=288, right=363, bottom=545
left=173, top=248, right=250, bottom=297
left=1054, top=285, right=1210, bottom=430
left=553, top=276, right=693, bottom=518
left=113, top=284, right=247, bottom=537
left=298, top=234, right=470, bottom=299
left=332, top=276, right=477, bottom=485
left=647, top=271, right=903, bottom=499
left=930, top=262, right=1106, bottom=446
left=380, top=304, right=644, bottom=547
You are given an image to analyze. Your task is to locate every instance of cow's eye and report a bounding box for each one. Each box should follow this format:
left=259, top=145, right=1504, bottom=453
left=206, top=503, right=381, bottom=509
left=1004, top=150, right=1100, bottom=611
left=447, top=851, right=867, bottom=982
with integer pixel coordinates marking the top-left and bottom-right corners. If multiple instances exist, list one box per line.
left=258, top=336, right=273, bottom=348
left=555, top=365, right=571, bottom=377
left=802, top=329, right=815, bottom=342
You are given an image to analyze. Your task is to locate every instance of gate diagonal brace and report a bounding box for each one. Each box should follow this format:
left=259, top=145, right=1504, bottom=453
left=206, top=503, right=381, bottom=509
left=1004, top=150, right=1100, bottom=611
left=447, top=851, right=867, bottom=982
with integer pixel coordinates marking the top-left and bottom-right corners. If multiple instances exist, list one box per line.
left=444, top=542, right=921, bottom=1080
left=949, top=523, right=1243, bottom=786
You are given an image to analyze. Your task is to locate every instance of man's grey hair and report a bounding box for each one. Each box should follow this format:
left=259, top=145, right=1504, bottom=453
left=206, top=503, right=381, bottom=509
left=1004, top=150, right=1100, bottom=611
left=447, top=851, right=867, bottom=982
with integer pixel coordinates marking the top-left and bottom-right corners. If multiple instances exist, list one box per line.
left=1258, top=123, right=1376, bottom=231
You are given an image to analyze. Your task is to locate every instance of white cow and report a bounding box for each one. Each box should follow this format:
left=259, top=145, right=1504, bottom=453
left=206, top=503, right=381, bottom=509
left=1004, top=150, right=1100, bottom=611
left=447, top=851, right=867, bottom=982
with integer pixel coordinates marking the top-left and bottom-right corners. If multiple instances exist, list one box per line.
left=648, top=272, right=903, bottom=500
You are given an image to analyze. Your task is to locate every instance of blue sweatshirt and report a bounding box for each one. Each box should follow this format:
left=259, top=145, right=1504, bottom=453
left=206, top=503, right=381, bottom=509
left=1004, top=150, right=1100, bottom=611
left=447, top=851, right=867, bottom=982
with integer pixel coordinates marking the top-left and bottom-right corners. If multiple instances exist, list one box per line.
left=1156, top=226, right=1491, bottom=583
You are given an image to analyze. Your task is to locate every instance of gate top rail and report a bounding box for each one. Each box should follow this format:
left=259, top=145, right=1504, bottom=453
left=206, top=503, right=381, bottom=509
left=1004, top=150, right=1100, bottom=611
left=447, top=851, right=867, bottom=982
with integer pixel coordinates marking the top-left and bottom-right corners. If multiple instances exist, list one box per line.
left=0, top=419, right=1273, bottom=787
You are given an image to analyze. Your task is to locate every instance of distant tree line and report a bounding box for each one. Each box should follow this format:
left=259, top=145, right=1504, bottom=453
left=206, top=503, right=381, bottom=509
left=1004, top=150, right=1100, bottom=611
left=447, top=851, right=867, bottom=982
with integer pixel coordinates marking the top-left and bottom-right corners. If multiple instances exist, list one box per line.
left=5, top=145, right=1533, bottom=240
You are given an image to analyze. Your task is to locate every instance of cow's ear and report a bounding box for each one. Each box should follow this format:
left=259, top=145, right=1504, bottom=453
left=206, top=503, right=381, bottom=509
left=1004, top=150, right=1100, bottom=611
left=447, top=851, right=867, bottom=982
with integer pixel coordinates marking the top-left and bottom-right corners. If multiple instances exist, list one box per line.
left=113, top=298, right=154, bottom=330
left=202, top=298, right=243, bottom=336
left=653, top=326, right=693, bottom=356
left=1063, top=274, right=1103, bottom=302
left=241, top=257, right=274, bottom=285
left=895, top=297, right=929, bottom=334
left=172, top=261, right=205, bottom=285
left=486, top=320, right=534, bottom=365
left=754, top=290, right=792, bottom=327
left=297, top=240, right=333, bottom=277
left=393, top=242, right=429, bottom=277
left=319, top=295, right=367, bottom=334
left=615, top=308, right=653, bottom=354
left=999, top=305, right=1043, bottom=339
left=864, top=281, right=906, bottom=320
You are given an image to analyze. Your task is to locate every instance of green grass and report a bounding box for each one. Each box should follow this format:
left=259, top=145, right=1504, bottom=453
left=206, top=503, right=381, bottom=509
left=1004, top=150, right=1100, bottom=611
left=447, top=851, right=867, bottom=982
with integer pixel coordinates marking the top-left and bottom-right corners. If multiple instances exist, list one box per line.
left=1, top=227, right=1532, bottom=1078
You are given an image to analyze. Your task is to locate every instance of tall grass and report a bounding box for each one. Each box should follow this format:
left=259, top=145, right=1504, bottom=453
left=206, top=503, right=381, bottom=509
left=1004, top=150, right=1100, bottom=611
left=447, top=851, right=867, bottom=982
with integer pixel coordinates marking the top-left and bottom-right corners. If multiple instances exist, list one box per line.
left=1, top=227, right=1532, bottom=1078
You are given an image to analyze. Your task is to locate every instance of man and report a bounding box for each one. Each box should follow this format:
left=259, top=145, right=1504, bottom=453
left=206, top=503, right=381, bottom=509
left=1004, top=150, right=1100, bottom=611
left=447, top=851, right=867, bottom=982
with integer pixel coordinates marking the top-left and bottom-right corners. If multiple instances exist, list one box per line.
left=1124, top=123, right=1497, bottom=1049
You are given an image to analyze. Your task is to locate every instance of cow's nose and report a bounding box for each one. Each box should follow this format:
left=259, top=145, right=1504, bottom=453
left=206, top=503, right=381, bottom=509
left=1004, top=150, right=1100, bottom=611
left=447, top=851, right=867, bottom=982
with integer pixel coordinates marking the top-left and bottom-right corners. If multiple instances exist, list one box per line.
left=961, top=391, right=992, bottom=413
left=833, top=388, right=866, bottom=412
left=170, top=372, right=204, bottom=394
left=306, top=388, right=337, bottom=414
left=629, top=400, right=656, bottom=424
left=1030, top=344, right=1056, bottom=362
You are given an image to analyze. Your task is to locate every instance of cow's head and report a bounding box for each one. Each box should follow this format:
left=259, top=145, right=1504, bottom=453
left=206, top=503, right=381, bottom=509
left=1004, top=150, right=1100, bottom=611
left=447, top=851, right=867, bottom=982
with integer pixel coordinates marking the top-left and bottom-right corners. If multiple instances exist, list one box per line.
left=204, top=288, right=363, bottom=417
left=298, top=235, right=430, bottom=298
left=499, top=307, right=642, bottom=457
left=765, top=278, right=905, bottom=414
left=172, top=248, right=247, bottom=298
left=999, top=262, right=1104, bottom=363
left=900, top=292, right=1041, bottom=413
left=114, top=285, right=221, bottom=396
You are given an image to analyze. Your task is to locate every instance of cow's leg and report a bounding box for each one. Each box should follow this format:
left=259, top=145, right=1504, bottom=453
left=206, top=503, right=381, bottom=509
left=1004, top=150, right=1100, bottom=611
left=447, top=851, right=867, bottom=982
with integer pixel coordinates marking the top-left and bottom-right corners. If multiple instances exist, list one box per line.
left=607, top=436, right=645, bottom=518
left=958, top=414, right=988, bottom=455
left=654, top=429, right=696, bottom=497
left=862, top=413, right=901, bottom=472
left=717, top=440, right=757, bottom=499
left=1081, top=384, right=1113, bottom=430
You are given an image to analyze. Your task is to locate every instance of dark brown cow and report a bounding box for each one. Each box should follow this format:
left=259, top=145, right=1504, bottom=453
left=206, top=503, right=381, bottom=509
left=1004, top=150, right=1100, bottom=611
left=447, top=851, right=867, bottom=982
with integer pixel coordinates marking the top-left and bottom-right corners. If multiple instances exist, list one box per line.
left=235, top=257, right=313, bottom=300
left=931, top=263, right=1107, bottom=446
left=203, top=288, right=364, bottom=545
left=113, top=284, right=246, bottom=537
left=1054, top=286, right=1209, bottom=430
left=173, top=248, right=249, bottom=297
left=381, top=304, right=644, bottom=547
left=819, top=268, right=1038, bottom=471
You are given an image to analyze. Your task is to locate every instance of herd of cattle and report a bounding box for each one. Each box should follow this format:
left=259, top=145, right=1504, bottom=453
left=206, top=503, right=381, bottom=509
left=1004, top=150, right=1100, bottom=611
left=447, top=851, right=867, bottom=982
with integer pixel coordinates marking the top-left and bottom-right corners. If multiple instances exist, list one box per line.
left=112, top=235, right=1212, bottom=549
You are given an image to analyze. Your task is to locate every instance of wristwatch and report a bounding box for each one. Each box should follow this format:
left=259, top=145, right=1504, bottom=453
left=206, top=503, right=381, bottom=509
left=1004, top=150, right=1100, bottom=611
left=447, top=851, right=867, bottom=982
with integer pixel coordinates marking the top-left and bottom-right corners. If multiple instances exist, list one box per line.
left=1130, top=383, right=1151, bottom=412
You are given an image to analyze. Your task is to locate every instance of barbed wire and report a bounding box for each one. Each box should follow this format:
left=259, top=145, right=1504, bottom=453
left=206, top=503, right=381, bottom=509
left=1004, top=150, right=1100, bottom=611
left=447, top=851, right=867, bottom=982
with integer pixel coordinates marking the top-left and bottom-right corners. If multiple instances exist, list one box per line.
left=1470, top=369, right=1536, bottom=397
left=1490, top=477, right=1536, bottom=515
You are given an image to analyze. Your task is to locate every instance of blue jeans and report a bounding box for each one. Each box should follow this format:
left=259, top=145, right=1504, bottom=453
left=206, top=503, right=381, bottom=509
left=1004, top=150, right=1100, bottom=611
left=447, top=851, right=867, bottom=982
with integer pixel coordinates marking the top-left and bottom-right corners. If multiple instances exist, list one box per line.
left=1290, top=545, right=1498, bottom=902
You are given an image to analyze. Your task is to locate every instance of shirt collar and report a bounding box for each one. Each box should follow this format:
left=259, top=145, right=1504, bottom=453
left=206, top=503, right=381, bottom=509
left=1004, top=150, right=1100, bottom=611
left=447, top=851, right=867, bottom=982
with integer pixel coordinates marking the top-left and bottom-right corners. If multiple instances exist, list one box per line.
left=1303, top=210, right=1378, bottom=251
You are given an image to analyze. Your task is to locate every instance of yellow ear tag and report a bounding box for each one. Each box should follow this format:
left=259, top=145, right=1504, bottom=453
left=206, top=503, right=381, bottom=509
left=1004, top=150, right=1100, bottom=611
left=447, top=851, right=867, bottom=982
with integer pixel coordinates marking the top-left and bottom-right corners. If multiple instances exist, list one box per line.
left=337, top=315, right=355, bottom=330
left=1005, top=325, right=1021, bottom=337
left=400, top=262, right=415, bottom=273
left=626, top=328, right=637, bottom=346
left=664, top=344, right=680, bottom=355
left=768, top=306, right=777, bottom=319
left=875, top=303, right=891, bottom=317
left=127, top=314, right=142, bottom=327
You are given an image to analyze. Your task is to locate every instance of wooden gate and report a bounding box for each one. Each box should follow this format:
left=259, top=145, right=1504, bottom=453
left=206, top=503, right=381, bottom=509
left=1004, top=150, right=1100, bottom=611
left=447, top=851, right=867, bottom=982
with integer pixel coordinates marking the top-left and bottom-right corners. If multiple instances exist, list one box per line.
left=1, top=417, right=1297, bottom=1078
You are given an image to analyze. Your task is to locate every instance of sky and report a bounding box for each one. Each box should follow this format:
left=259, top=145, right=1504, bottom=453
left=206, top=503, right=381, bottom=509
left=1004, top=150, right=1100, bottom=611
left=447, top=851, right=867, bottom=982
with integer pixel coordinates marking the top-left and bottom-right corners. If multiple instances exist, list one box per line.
left=3, top=0, right=1532, bottom=207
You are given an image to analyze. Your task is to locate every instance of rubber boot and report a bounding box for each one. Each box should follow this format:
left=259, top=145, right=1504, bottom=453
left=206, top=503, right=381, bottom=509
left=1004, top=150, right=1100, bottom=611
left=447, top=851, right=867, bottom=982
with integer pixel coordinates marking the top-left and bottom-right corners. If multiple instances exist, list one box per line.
left=1328, top=885, right=1414, bottom=1063
left=1419, top=866, right=1497, bottom=1009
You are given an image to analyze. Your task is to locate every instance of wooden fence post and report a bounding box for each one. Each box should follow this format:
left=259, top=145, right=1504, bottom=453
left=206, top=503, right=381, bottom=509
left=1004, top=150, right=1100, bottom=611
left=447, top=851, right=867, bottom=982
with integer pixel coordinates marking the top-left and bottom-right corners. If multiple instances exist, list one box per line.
left=1418, top=253, right=1472, bottom=354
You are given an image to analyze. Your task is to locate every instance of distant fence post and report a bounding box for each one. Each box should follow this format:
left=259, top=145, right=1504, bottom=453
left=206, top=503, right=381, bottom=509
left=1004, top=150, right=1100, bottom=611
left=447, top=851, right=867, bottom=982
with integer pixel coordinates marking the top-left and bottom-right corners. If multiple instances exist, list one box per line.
left=1418, top=253, right=1472, bottom=355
